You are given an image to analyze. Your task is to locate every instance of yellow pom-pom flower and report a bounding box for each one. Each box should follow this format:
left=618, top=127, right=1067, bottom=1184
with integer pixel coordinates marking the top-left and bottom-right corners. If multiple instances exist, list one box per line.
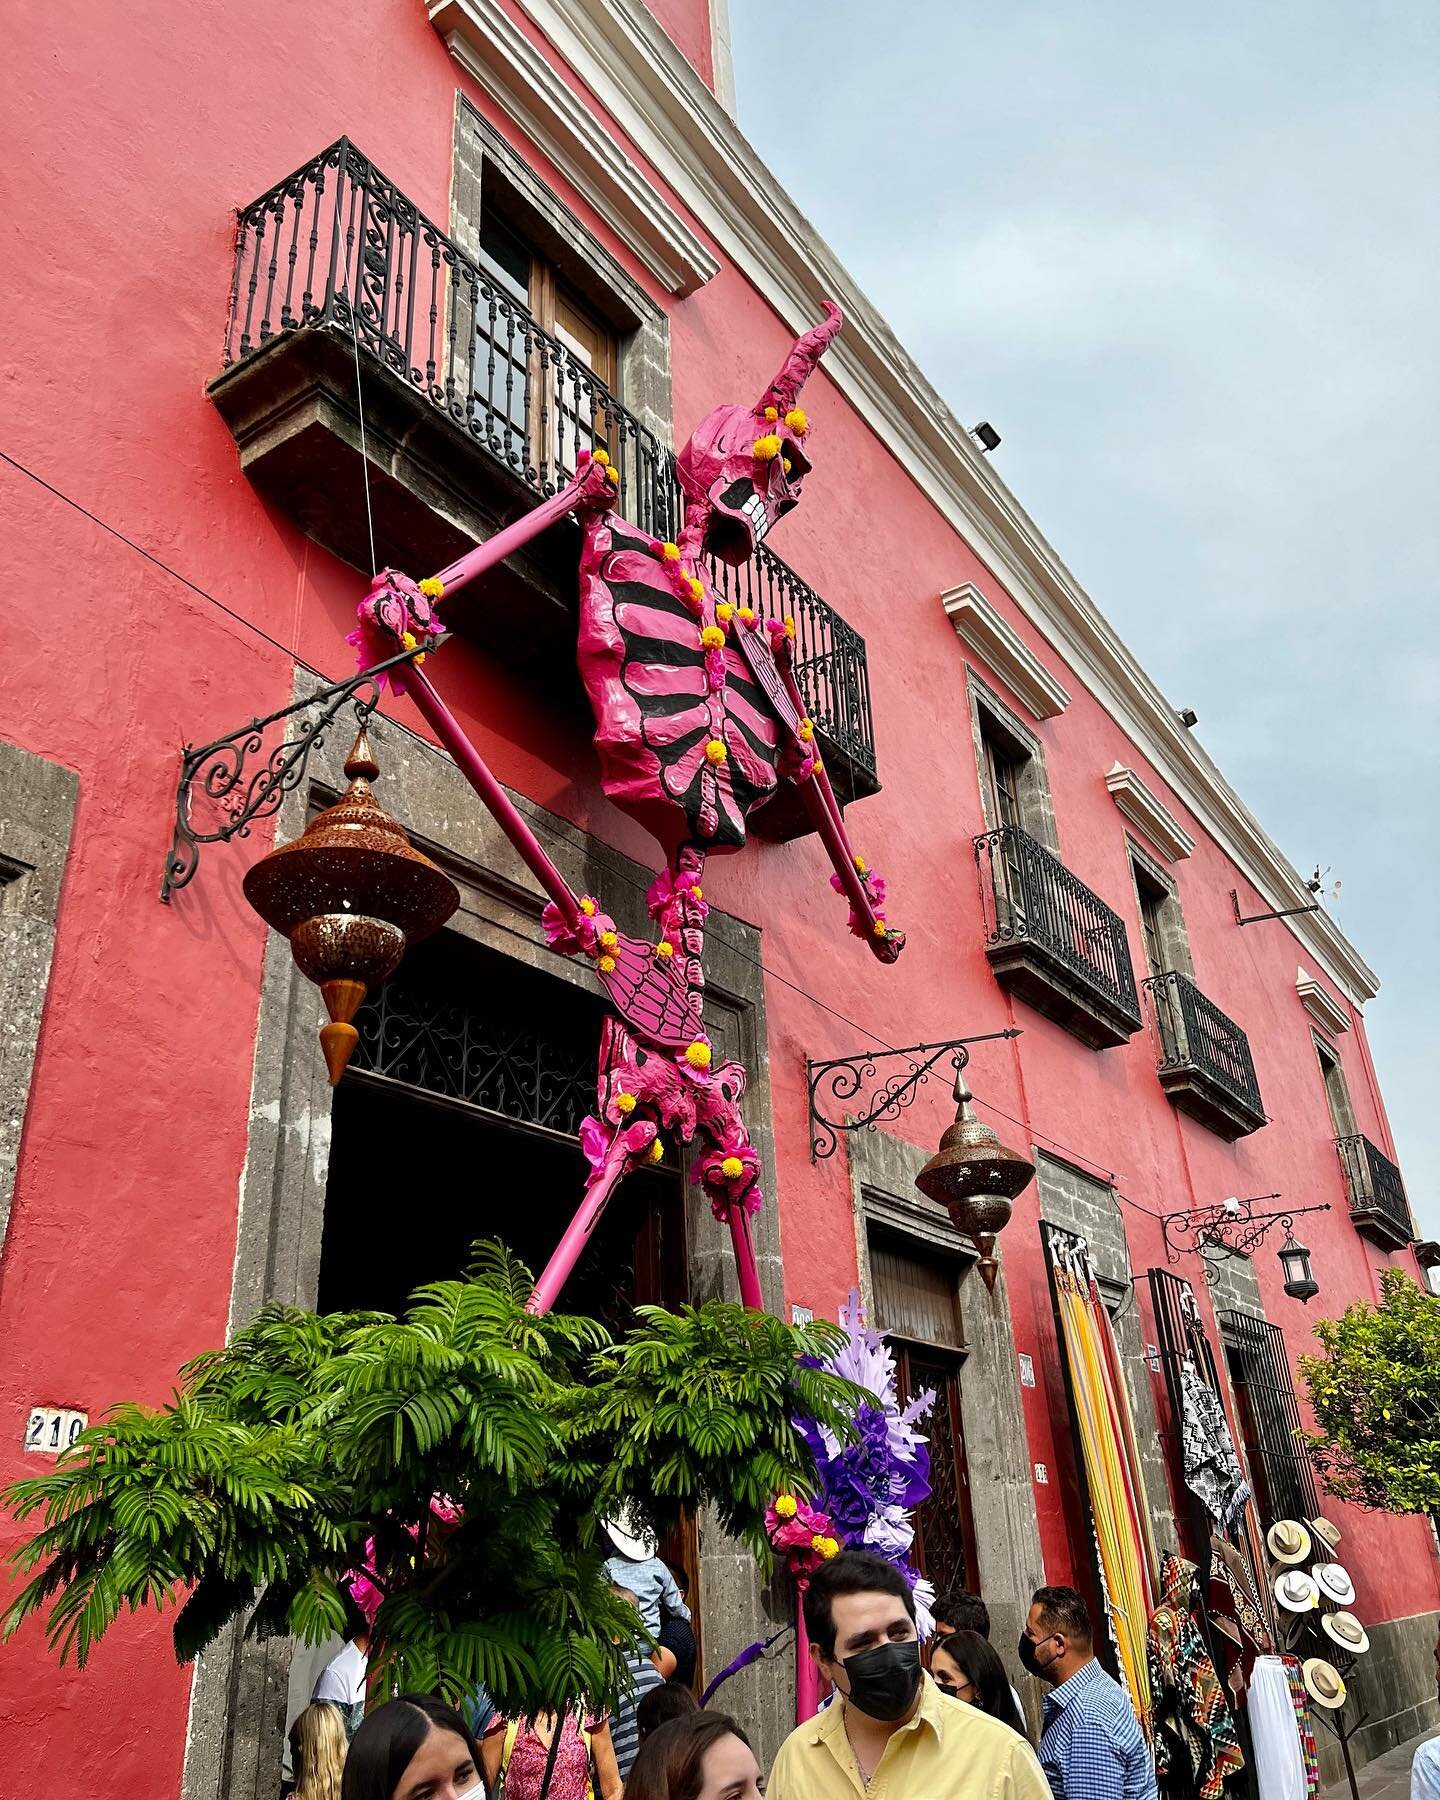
left=763, top=405, right=779, bottom=421
left=715, top=602, right=734, bottom=623
left=686, top=574, right=705, bottom=602
left=598, top=929, right=618, bottom=950
left=684, top=1040, right=712, bottom=1070
left=737, top=607, right=756, bottom=625
left=784, top=407, right=809, bottom=435
left=647, top=1137, right=666, bottom=1164
left=704, top=739, right=728, bottom=764
left=854, top=855, right=868, bottom=874
left=797, top=718, right=815, bottom=742
left=774, top=1493, right=798, bottom=1520
left=873, top=920, right=888, bottom=938
left=660, top=541, right=682, bottom=562
left=752, top=434, right=781, bottom=462
left=701, top=625, right=726, bottom=649
left=691, top=887, right=703, bottom=901
left=580, top=897, right=597, bottom=917
left=598, top=954, right=617, bottom=974
left=655, top=940, right=675, bottom=959
left=817, top=1536, right=840, bottom=1560
left=782, top=458, right=793, bottom=475
left=783, top=615, right=796, bottom=640
left=591, top=447, right=610, bottom=465
left=418, top=576, right=445, bottom=600
left=604, top=464, right=620, bottom=485
left=400, top=631, right=418, bottom=652
left=720, top=1155, right=745, bottom=1179
left=615, top=1092, right=637, bottom=1114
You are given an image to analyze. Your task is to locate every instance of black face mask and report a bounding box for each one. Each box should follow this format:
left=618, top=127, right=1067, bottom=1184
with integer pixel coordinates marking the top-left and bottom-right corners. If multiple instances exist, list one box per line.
left=841, top=1640, right=922, bottom=1721
left=1018, top=1630, right=1059, bottom=1682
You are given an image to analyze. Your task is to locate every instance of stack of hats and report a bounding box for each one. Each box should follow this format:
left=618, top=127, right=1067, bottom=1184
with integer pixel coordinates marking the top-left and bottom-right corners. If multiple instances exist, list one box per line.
left=1264, top=1516, right=1357, bottom=1711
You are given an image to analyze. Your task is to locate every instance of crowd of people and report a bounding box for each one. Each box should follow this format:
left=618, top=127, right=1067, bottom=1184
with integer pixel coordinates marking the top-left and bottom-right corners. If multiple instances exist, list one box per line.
left=285, top=1547, right=1161, bottom=1800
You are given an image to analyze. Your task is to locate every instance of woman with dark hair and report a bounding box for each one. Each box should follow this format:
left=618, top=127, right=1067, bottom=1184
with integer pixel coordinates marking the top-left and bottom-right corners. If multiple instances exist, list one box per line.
left=622, top=1712, right=761, bottom=1800
left=341, top=1696, right=483, bottom=1800
left=930, top=1631, right=1029, bottom=1740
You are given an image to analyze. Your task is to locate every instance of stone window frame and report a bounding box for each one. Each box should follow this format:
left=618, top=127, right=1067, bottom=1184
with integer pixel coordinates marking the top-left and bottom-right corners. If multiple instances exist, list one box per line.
left=0, top=740, right=79, bottom=1259
left=1125, top=834, right=1196, bottom=984
left=966, top=670, right=1059, bottom=852
left=841, top=1125, right=1046, bottom=1734
left=451, top=99, right=672, bottom=448
left=181, top=680, right=789, bottom=1797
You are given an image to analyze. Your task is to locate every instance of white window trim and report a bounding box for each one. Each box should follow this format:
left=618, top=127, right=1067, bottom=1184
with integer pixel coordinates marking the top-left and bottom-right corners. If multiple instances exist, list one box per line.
left=430, top=0, right=718, bottom=297
left=1297, top=967, right=1350, bottom=1035
left=943, top=583, right=1070, bottom=721
left=1105, top=763, right=1194, bottom=862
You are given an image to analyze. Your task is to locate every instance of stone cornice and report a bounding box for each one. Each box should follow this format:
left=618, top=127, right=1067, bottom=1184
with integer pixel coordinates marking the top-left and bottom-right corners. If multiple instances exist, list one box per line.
left=437, top=0, right=1380, bottom=1008
left=1104, top=762, right=1195, bottom=862
left=428, top=0, right=719, bottom=296
left=1297, top=968, right=1351, bottom=1036
left=942, top=583, right=1070, bottom=721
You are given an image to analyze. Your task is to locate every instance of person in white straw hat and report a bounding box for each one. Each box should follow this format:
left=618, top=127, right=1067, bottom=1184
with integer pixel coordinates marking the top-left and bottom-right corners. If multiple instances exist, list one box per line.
left=1320, top=1612, right=1369, bottom=1657
left=1313, top=1563, right=1356, bottom=1608
left=1265, top=1520, right=1312, bottom=1566
left=602, top=1505, right=690, bottom=1638
left=1273, top=1570, right=1321, bottom=1613
left=1301, top=1658, right=1347, bottom=1710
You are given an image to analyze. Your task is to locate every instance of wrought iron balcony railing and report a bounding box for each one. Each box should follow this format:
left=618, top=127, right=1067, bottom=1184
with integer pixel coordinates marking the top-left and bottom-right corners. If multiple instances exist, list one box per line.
left=1336, top=1134, right=1412, bottom=1245
left=223, top=138, right=678, bottom=539
left=219, top=138, right=877, bottom=805
left=1144, top=970, right=1265, bottom=1138
left=974, top=826, right=1142, bottom=1044
left=707, top=548, right=877, bottom=785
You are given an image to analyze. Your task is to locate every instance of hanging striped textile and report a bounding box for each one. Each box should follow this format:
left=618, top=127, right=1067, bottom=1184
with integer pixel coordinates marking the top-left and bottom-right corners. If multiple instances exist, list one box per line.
left=1048, top=1231, right=1157, bottom=1733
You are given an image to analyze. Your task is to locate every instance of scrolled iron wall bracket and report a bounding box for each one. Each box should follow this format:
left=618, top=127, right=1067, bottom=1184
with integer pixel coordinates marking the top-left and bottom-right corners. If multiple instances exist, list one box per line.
left=806, top=1028, right=1022, bottom=1162
left=1163, top=1192, right=1331, bottom=1277
left=160, top=639, right=439, bottom=902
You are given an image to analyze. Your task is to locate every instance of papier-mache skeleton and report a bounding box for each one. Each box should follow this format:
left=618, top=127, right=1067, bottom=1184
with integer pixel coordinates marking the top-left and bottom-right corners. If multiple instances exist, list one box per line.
left=345, top=303, right=904, bottom=1314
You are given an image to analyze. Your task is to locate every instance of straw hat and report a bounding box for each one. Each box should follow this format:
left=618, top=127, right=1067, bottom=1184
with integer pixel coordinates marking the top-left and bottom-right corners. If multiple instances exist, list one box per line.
left=1321, top=1612, right=1369, bottom=1656
left=1302, top=1658, right=1348, bottom=1710
left=1266, top=1520, right=1313, bottom=1566
left=1313, top=1563, right=1356, bottom=1607
left=1309, top=1516, right=1343, bottom=1552
left=1273, top=1569, right=1321, bottom=1613
left=604, top=1505, right=657, bottom=1562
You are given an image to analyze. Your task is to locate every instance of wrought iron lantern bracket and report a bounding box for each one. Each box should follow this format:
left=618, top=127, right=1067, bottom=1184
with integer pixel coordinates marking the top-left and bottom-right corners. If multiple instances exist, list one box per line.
left=806, top=1029, right=1022, bottom=1162
left=1163, top=1192, right=1331, bottom=1274
left=160, top=639, right=439, bottom=901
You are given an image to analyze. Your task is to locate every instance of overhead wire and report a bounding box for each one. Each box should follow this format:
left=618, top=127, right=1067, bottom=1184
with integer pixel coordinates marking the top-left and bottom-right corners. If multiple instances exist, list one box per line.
left=0, top=443, right=1166, bottom=1208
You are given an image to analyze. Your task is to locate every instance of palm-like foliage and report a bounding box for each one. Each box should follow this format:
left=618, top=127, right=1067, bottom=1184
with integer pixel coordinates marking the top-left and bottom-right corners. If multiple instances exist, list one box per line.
left=4, top=1244, right=860, bottom=1717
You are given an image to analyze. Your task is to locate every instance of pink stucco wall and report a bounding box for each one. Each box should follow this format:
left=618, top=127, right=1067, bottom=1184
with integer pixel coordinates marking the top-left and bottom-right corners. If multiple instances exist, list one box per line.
left=0, top=0, right=1430, bottom=1792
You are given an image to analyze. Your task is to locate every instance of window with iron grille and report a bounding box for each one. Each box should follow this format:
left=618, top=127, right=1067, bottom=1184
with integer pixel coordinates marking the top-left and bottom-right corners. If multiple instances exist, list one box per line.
left=1217, top=1310, right=1319, bottom=1523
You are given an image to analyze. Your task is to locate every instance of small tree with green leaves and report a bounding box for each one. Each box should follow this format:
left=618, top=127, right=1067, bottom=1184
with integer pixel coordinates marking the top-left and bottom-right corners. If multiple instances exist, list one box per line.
left=1300, top=1266, right=1440, bottom=1514
left=3, top=1244, right=861, bottom=1716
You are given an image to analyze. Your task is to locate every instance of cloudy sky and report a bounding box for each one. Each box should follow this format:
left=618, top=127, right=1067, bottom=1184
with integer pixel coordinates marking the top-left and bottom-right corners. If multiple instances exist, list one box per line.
left=731, top=0, right=1439, bottom=1235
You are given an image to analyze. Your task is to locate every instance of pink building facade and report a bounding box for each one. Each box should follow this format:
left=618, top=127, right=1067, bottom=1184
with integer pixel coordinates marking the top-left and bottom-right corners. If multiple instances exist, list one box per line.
left=0, top=1, right=1431, bottom=1793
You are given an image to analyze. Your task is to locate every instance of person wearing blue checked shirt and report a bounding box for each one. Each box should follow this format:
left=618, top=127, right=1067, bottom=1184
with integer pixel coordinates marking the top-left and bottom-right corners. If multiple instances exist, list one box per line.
left=1022, top=1586, right=1158, bottom=1800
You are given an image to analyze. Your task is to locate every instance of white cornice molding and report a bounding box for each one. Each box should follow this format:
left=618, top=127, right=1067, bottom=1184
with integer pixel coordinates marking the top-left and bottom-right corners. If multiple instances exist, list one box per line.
left=1297, top=968, right=1351, bottom=1035
left=1104, top=762, right=1195, bottom=862
left=465, top=0, right=1380, bottom=1009
left=942, top=583, right=1070, bottom=721
left=428, top=0, right=719, bottom=296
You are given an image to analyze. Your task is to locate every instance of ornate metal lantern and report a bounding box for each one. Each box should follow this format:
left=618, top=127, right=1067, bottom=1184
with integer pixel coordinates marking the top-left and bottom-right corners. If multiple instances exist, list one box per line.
left=1278, top=1231, right=1319, bottom=1304
left=914, top=1074, right=1036, bottom=1291
left=242, top=730, right=459, bottom=1083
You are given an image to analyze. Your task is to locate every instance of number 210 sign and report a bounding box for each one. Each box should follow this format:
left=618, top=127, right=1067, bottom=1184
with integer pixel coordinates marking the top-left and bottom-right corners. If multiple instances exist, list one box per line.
left=24, top=1406, right=88, bottom=1454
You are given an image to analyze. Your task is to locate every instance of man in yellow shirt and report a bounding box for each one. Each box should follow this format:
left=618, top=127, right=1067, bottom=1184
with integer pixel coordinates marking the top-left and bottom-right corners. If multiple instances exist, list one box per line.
left=768, top=1550, right=1050, bottom=1800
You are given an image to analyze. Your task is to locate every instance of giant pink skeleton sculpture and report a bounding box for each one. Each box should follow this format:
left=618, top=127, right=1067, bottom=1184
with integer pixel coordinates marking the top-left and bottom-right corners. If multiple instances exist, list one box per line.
left=346, top=304, right=903, bottom=1314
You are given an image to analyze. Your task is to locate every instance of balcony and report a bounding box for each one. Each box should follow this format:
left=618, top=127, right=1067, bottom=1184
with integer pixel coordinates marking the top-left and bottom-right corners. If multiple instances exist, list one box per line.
left=209, top=139, right=877, bottom=821
left=1144, top=971, right=1266, bottom=1141
left=1336, top=1134, right=1413, bottom=1249
left=974, top=827, right=1142, bottom=1048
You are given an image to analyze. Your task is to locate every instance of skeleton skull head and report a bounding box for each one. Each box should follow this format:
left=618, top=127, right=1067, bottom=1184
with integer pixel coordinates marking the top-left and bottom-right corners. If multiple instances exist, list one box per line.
left=676, top=302, right=841, bottom=566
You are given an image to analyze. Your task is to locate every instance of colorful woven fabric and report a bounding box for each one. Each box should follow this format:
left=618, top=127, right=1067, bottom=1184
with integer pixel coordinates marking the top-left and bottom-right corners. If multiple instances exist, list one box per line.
left=1148, top=1555, right=1244, bottom=1800
left=1281, top=1654, right=1321, bottom=1799
left=1051, top=1243, right=1156, bottom=1731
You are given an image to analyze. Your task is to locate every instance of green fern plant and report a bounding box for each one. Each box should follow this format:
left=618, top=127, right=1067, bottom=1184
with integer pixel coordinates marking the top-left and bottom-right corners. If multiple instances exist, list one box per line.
left=4, top=1243, right=860, bottom=1717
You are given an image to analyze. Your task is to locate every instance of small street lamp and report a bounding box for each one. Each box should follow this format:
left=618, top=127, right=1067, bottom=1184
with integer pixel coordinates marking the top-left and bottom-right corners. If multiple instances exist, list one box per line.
left=1278, top=1232, right=1320, bottom=1304
left=915, top=1074, right=1036, bottom=1293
